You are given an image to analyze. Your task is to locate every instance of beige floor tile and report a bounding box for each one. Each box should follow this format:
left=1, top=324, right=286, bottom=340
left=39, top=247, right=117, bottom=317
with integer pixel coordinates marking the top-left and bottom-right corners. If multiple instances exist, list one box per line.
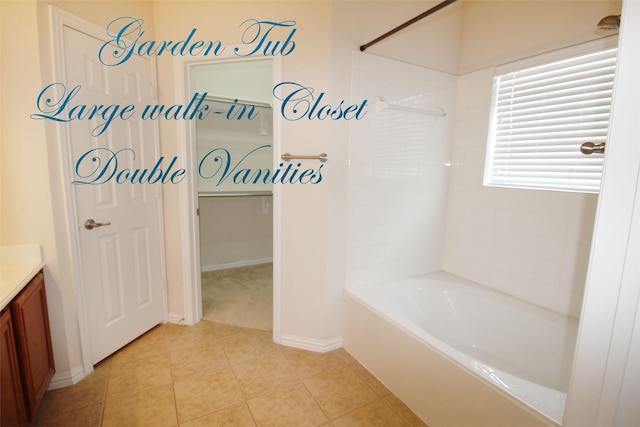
left=221, top=328, right=280, bottom=365
left=384, top=395, right=429, bottom=427
left=110, top=325, right=168, bottom=365
left=164, top=321, right=220, bottom=351
left=280, top=347, right=355, bottom=379
left=232, top=352, right=299, bottom=399
left=332, top=399, right=408, bottom=427
left=169, top=339, right=229, bottom=381
left=323, top=348, right=357, bottom=367
left=247, top=383, right=328, bottom=427
left=107, top=353, right=172, bottom=398
left=350, top=362, right=391, bottom=397
left=180, top=403, right=256, bottom=427
left=280, top=347, right=328, bottom=379
left=102, top=384, right=177, bottom=427
left=174, top=367, right=244, bottom=423
left=36, top=321, right=426, bottom=427
left=208, top=321, right=254, bottom=338
left=303, top=365, right=378, bottom=419
left=35, top=360, right=110, bottom=416
left=33, top=402, right=103, bottom=427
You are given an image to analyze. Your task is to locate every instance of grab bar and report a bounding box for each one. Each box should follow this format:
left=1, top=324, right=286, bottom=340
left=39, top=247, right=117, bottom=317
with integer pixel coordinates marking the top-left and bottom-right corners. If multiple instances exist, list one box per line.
left=281, top=153, right=328, bottom=162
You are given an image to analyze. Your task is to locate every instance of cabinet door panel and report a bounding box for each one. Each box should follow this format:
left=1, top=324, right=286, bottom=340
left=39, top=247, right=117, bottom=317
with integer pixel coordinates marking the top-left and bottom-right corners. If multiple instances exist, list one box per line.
left=1, top=309, right=28, bottom=426
left=12, top=271, right=55, bottom=422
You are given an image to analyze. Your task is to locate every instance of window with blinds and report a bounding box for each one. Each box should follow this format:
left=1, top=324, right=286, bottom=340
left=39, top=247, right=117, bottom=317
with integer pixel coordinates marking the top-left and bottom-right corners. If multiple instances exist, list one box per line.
left=484, top=46, right=618, bottom=193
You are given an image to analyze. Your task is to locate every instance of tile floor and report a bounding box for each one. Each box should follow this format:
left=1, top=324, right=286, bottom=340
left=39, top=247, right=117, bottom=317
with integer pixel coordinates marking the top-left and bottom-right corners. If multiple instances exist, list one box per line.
left=35, top=321, right=428, bottom=426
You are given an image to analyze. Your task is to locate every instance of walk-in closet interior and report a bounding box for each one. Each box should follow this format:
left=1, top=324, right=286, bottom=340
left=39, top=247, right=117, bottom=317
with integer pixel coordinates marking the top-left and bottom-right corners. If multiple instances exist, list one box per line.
left=193, top=60, right=274, bottom=330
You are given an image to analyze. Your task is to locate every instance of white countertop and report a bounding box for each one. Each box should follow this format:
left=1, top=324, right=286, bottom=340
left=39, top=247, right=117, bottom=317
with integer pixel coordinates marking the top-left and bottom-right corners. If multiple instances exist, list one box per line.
left=0, top=245, right=44, bottom=311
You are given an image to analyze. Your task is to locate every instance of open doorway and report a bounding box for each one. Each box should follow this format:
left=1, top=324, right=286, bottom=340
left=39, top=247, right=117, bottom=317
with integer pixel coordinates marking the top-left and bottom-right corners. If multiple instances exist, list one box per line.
left=191, top=59, right=275, bottom=331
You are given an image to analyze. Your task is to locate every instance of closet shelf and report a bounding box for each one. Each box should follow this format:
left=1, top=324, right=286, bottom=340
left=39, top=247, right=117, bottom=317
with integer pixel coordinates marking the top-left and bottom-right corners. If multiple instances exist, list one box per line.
left=198, top=191, right=272, bottom=197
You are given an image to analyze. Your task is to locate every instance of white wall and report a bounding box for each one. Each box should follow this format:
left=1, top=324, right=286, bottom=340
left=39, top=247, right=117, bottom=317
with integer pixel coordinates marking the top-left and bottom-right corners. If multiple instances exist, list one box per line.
left=339, top=1, right=462, bottom=291
left=442, top=0, right=622, bottom=317
left=442, top=68, right=597, bottom=317
left=458, top=0, right=623, bottom=74
left=344, top=0, right=621, bottom=317
left=1, top=0, right=156, bottom=385
left=347, top=53, right=457, bottom=288
left=1, top=0, right=340, bottom=382
left=335, top=0, right=463, bottom=74
left=153, top=1, right=338, bottom=343
left=1, top=0, right=157, bottom=384
left=199, top=196, right=273, bottom=270
left=0, top=0, right=74, bottom=378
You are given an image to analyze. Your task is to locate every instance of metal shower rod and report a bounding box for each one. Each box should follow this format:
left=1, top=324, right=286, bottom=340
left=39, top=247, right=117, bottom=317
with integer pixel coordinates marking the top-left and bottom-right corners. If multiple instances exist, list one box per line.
left=360, top=0, right=459, bottom=52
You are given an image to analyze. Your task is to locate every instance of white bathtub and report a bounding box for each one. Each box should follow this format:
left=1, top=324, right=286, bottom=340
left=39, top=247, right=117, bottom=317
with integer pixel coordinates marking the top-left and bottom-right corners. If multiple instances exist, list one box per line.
left=343, top=271, right=578, bottom=426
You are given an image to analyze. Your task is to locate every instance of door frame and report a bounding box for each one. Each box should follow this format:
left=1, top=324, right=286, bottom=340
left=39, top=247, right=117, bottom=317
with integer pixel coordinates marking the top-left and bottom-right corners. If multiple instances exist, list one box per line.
left=173, top=53, right=283, bottom=342
left=49, top=7, right=168, bottom=375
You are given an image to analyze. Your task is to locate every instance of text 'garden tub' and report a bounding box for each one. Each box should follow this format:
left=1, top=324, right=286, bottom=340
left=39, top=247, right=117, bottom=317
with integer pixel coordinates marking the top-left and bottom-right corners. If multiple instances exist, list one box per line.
left=343, top=271, right=578, bottom=426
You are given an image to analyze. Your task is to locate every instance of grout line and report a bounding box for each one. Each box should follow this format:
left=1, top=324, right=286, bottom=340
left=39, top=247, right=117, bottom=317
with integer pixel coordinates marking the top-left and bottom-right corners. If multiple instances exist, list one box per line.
left=99, top=357, right=113, bottom=426
left=379, top=397, right=412, bottom=427
left=300, top=379, right=333, bottom=424
left=220, top=334, right=259, bottom=427
left=163, top=325, right=181, bottom=426
left=244, top=399, right=260, bottom=427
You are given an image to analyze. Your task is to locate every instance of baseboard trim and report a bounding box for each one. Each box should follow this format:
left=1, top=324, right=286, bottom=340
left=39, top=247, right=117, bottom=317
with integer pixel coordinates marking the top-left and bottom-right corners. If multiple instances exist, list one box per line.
left=279, top=334, right=343, bottom=353
left=201, top=258, right=273, bottom=273
left=168, top=313, right=186, bottom=325
left=48, top=365, right=85, bottom=390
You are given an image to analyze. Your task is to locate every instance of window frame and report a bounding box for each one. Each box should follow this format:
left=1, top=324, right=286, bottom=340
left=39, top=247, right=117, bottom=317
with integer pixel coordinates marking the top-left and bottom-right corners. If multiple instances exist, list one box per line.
left=483, top=37, right=618, bottom=194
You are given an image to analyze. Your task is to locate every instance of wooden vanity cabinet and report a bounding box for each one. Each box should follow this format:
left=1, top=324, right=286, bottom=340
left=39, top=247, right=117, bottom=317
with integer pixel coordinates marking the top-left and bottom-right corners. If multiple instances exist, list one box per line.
left=1, top=309, right=28, bottom=426
left=1, top=270, right=55, bottom=425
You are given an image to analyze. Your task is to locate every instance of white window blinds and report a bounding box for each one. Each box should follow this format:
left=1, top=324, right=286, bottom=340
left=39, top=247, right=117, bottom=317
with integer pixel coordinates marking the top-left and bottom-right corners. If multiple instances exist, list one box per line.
left=484, top=47, right=618, bottom=193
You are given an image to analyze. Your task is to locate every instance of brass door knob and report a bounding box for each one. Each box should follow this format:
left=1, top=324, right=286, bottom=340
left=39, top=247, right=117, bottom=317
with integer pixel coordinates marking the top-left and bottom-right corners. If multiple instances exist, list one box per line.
left=84, top=219, right=111, bottom=230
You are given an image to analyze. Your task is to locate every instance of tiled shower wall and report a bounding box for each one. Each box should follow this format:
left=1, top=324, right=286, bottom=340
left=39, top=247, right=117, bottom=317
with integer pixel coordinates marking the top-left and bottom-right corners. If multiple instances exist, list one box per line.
left=442, top=68, right=597, bottom=318
left=346, top=53, right=457, bottom=288
left=347, top=55, right=596, bottom=318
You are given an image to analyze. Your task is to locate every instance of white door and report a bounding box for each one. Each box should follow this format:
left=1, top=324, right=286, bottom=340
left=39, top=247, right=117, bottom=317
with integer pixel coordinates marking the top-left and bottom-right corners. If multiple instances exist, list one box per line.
left=62, top=26, right=165, bottom=363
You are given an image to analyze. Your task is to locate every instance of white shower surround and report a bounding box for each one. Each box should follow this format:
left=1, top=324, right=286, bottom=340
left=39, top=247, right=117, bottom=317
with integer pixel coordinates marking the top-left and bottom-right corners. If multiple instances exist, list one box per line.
left=348, top=53, right=597, bottom=316
left=345, top=52, right=594, bottom=426
left=347, top=52, right=457, bottom=288
left=443, top=68, right=597, bottom=318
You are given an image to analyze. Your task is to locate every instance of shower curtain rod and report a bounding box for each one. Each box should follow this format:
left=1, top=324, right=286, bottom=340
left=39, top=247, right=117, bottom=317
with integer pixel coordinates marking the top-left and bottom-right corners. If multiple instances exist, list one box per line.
left=359, top=0, right=459, bottom=52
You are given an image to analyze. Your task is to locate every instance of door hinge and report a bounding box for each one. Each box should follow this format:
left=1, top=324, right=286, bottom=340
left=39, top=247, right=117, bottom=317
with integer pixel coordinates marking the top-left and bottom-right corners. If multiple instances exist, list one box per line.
left=196, top=208, right=200, bottom=216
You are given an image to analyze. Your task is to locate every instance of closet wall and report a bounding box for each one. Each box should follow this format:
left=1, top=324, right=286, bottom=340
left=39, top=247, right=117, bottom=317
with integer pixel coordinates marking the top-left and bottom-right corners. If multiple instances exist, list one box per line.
left=199, top=196, right=273, bottom=270
left=194, top=60, right=274, bottom=271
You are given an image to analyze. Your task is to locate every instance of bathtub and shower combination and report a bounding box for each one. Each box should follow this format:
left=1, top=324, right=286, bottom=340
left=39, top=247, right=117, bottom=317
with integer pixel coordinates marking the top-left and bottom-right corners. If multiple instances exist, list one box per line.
left=343, top=272, right=577, bottom=426
left=345, top=48, right=583, bottom=425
